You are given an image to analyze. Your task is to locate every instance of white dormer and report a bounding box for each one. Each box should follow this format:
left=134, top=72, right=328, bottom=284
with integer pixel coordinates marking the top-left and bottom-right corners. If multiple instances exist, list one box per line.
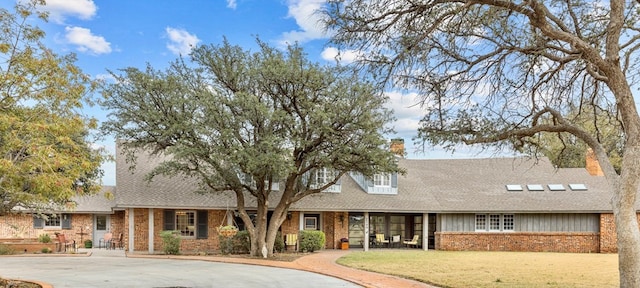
left=349, top=171, right=398, bottom=195
left=311, top=168, right=341, bottom=193
left=238, top=172, right=280, bottom=191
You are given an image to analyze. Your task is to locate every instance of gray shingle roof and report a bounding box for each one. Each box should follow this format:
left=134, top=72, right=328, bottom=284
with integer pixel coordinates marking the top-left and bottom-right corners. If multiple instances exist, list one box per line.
left=72, top=186, right=117, bottom=213
left=116, top=143, right=615, bottom=213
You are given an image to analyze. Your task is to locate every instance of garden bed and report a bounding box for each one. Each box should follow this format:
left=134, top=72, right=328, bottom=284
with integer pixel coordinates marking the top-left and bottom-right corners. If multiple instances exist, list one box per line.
left=0, top=238, right=57, bottom=254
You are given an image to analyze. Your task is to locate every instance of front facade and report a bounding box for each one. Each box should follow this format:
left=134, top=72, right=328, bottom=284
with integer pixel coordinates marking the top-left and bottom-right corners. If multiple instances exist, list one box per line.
left=2, top=142, right=637, bottom=254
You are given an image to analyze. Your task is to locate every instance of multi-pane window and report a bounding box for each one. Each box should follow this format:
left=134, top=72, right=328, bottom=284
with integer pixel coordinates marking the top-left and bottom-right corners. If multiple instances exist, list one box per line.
left=475, top=214, right=514, bottom=232
left=304, top=216, right=318, bottom=230
left=45, top=214, right=61, bottom=228
left=373, top=173, right=391, bottom=187
left=503, top=214, right=514, bottom=231
left=475, top=214, right=486, bottom=231
left=176, top=211, right=195, bottom=237
left=316, top=168, right=332, bottom=185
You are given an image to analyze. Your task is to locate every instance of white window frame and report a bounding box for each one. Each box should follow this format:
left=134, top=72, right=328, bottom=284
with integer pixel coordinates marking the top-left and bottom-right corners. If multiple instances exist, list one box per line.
left=475, top=214, right=514, bottom=232
left=373, top=173, right=391, bottom=187
left=316, top=168, right=332, bottom=185
left=44, top=214, right=61, bottom=228
left=304, top=216, right=318, bottom=230
left=175, top=210, right=196, bottom=238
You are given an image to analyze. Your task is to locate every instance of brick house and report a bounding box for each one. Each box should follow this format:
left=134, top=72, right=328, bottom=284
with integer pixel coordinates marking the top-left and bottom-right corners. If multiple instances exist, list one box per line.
left=1, top=142, right=636, bottom=254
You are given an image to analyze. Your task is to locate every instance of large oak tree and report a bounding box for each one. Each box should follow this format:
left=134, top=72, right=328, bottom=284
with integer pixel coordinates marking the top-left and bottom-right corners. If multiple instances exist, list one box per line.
left=0, top=0, right=105, bottom=215
left=324, top=0, right=640, bottom=286
left=100, top=39, right=399, bottom=256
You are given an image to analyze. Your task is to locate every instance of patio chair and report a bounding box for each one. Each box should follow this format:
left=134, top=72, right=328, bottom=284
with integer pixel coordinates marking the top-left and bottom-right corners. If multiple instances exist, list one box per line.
left=110, top=233, right=124, bottom=250
left=391, top=235, right=401, bottom=248
left=99, top=232, right=112, bottom=249
left=403, top=235, right=420, bottom=248
left=285, top=233, right=298, bottom=251
left=55, top=233, right=75, bottom=252
left=375, top=233, right=389, bottom=248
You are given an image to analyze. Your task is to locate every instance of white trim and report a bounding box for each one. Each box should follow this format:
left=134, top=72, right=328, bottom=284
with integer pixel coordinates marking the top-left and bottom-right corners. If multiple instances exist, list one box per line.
left=364, top=212, right=370, bottom=251
left=128, top=208, right=134, bottom=252
left=148, top=208, right=154, bottom=254
left=422, top=213, right=428, bottom=251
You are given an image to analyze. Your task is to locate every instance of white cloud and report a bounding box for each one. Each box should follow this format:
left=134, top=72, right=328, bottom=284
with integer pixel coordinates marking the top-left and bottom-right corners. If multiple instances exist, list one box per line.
left=278, top=0, right=326, bottom=45
left=37, top=0, right=97, bottom=24
left=64, top=26, right=112, bottom=55
left=226, top=0, right=237, bottom=9
left=385, top=90, right=425, bottom=136
left=320, top=47, right=362, bottom=64
left=165, top=27, right=200, bottom=56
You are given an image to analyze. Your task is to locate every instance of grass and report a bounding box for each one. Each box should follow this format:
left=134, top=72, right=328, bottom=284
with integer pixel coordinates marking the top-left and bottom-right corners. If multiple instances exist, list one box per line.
left=336, top=250, right=619, bottom=288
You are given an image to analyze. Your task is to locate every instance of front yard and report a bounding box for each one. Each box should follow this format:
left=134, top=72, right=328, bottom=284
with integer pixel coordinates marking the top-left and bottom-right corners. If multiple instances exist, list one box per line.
left=337, top=250, right=618, bottom=288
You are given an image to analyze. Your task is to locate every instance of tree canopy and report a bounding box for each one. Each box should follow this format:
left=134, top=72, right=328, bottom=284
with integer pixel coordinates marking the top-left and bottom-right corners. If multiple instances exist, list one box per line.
left=100, top=39, right=399, bottom=256
left=0, top=0, right=105, bottom=215
left=324, top=0, right=640, bottom=286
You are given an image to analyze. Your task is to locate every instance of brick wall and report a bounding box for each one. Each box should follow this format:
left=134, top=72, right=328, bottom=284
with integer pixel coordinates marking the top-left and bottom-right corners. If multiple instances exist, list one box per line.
left=599, top=213, right=640, bottom=253
left=323, top=211, right=348, bottom=249
left=436, top=232, right=600, bottom=253
left=0, top=213, right=93, bottom=246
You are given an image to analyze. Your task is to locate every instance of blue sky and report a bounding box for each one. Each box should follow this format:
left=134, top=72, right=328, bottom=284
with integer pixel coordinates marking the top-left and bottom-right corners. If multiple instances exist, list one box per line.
left=5, top=0, right=502, bottom=185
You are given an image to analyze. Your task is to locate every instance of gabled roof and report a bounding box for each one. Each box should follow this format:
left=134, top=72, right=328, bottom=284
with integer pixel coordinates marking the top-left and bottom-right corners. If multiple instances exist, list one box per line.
left=73, top=186, right=117, bottom=213
left=116, top=143, right=614, bottom=213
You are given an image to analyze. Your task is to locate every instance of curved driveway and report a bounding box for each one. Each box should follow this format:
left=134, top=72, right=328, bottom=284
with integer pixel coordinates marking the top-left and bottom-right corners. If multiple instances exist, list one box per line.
left=0, top=251, right=360, bottom=288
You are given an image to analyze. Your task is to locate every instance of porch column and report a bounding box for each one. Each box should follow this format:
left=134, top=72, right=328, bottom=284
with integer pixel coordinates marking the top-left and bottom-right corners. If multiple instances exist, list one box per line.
left=148, top=208, right=154, bottom=254
left=364, top=212, right=370, bottom=251
left=422, top=213, right=428, bottom=251
left=128, top=208, right=135, bottom=252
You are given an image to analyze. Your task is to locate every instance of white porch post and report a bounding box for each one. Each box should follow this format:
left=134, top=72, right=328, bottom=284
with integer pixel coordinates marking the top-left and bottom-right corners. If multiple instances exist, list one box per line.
left=148, top=208, right=154, bottom=254
left=128, top=208, right=135, bottom=252
left=422, top=213, right=428, bottom=251
left=364, top=212, right=369, bottom=251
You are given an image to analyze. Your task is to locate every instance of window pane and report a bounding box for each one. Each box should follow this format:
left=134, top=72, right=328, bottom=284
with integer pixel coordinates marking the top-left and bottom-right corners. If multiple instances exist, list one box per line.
left=475, top=214, right=486, bottom=231
left=304, top=217, right=317, bottom=230
left=96, top=215, right=107, bottom=230
left=176, top=211, right=195, bottom=237
left=503, top=214, right=514, bottom=231
left=45, top=214, right=61, bottom=227
left=489, top=214, right=501, bottom=231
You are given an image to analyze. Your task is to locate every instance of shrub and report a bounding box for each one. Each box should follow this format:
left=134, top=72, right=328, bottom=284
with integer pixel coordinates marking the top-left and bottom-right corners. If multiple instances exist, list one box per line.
left=160, top=230, right=181, bottom=255
left=41, top=247, right=52, bottom=253
left=38, top=233, right=51, bottom=243
left=299, top=230, right=325, bottom=252
left=231, top=230, right=251, bottom=254
left=0, top=244, right=15, bottom=255
left=274, top=231, right=284, bottom=253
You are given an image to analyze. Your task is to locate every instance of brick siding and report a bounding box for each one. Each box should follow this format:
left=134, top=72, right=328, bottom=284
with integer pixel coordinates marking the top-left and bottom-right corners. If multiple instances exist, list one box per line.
left=436, top=232, right=600, bottom=253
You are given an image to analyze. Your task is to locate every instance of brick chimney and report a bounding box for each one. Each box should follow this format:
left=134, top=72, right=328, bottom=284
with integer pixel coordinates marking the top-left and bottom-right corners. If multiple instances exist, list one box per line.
left=390, top=138, right=405, bottom=158
left=585, top=148, right=604, bottom=176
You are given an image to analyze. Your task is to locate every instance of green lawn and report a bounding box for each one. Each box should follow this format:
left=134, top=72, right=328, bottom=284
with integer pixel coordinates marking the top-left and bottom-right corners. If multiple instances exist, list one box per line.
left=336, top=250, right=619, bottom=288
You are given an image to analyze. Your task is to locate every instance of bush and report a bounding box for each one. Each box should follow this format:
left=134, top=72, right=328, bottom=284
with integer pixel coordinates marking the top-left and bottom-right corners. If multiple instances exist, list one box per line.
left=299, top=230, right=325, bottom=252
left=160, top=230, right=181, bottom=255
left=274, top=231, right=284, bottom=253
left=41, top=247, right=52, bottom=253
left=38, top=233, right=51, bottom=243
left=231, top=230, right=251, bottom=254
left=0, top=244, right=15, bottom=255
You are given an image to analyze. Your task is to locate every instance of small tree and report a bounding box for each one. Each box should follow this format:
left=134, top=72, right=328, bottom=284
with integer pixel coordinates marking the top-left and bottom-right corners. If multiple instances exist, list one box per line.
left=101, top=39, right=399, bottom=257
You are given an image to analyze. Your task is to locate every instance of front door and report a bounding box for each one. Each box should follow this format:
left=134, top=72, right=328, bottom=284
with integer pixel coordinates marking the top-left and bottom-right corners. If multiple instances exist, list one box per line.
left=93, top=215, right=110, bottom=245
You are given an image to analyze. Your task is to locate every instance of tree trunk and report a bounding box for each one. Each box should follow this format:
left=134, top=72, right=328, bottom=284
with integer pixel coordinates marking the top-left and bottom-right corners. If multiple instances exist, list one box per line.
left=613, top=145, right=640, bottom=288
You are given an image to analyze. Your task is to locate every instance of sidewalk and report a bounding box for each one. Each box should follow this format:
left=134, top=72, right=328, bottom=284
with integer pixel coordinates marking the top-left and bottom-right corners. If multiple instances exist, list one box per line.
left=130, top=249, right=437, bottom=288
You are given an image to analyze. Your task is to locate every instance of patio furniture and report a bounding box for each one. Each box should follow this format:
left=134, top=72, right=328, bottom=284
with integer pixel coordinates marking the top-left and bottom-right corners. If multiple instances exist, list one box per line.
left=110, top=233, right=124, bottom=250
left=390, top=235, right=401, bottom=248
left=285, top=233, right=298, bottom=251
left=99, top=232, right=113, bottom=249
left=375, top=233, right=389, bottom=248
left=403, top=235, right=420, bottom=248
left=55, top=233, right=75, bottom=252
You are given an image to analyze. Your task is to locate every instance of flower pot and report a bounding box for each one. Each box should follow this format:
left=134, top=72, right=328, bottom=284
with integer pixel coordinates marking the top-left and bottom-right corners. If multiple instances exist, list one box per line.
left=84, top=240, right=92, bottom=248
left=341, top=242, right=349, bottom=250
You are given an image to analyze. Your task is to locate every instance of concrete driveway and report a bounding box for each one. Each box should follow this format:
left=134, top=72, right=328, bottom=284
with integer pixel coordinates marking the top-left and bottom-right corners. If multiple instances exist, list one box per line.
left=0, top=249, right=360, bottom=288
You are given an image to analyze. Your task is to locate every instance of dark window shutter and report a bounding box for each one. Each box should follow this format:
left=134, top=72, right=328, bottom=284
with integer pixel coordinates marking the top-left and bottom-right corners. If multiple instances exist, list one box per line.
left=61, top=214, right=72, bottom=229
left=391, top=173, right=398, bottom=188
left=196, top=210, right=208, bottom=239
left=164, top=210, right=175, bottom=231
left=33, top=216, right=44, bottom=229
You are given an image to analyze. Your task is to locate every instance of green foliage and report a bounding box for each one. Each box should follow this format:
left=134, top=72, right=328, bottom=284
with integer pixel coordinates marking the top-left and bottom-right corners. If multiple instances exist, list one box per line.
left=41, top=247, right=52, bottom=253
left=160, top=230, right=181, bottom=255
left=274, top=231, right=284, bottom=253
left=100, top=38, right=399, bottom=256
left=37, top=233, right=51, bottom=243
left=0, top=0, right=106, bottom=215
left=220, top=230, right=251, bottom=255
left=0, top=244, right=15, bottom=255
left=299, top=230, right=325, bottom=252
left=84, top=240, right=92, bottom=248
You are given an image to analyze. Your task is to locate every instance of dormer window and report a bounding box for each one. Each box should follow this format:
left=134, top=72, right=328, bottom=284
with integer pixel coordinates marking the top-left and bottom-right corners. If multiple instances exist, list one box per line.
left=316, top=168, right=333, bottom=185
left=374, top=173, right=391, bottom=187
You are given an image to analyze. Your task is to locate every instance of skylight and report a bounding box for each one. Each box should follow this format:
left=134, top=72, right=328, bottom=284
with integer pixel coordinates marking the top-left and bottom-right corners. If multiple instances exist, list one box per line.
left=527, top=184, right=544, bottom=191
left=569, top=184, right=588, bottom=191
left=506, top=184, right=523, bottom=191
left=548, top=184, right=566, bottom=191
